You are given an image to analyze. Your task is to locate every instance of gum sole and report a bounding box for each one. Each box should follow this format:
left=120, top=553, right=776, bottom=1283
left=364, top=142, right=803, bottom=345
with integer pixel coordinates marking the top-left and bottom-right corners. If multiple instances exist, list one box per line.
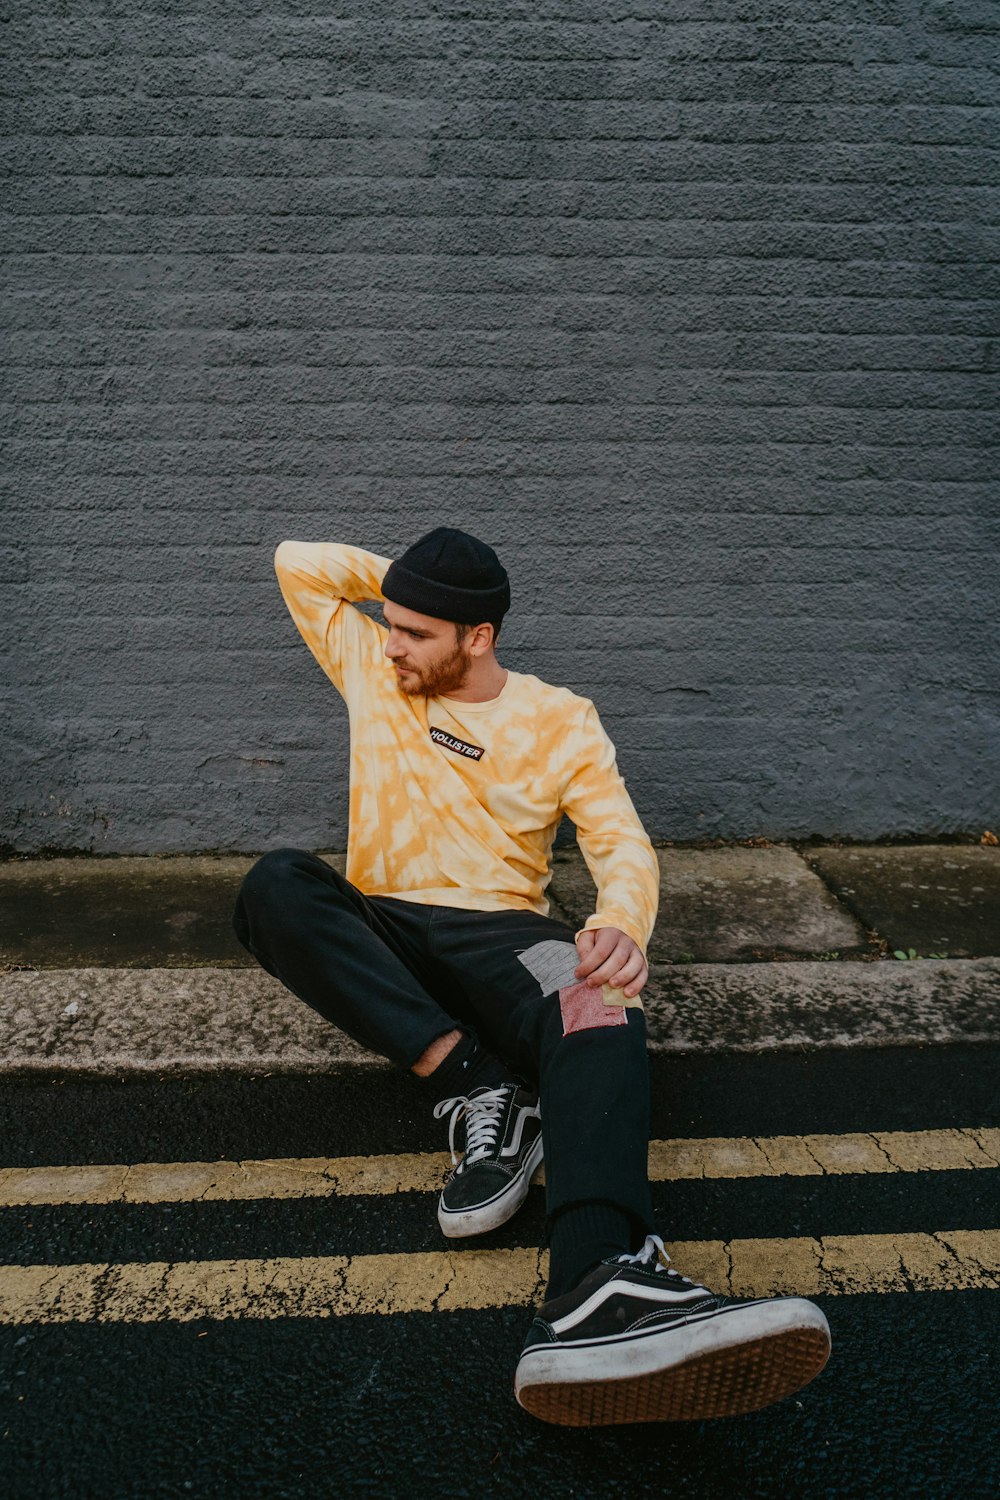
left=515, top=1325, right=831, bottom=1427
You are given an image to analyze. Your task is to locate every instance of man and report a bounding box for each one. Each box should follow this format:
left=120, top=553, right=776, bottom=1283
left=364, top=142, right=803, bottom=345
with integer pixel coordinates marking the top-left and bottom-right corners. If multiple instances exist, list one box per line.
left=232, top=525, right=831, bottom=1426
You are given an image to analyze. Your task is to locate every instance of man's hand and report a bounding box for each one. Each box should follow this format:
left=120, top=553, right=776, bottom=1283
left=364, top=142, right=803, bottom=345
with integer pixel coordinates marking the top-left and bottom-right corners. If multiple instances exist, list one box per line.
left=574, top=927, right=648, bottom=999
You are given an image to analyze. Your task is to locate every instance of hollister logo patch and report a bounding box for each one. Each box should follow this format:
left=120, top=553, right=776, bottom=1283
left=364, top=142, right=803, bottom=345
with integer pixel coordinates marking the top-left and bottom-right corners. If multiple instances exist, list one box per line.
left=430, top=726, right=485, bottom=761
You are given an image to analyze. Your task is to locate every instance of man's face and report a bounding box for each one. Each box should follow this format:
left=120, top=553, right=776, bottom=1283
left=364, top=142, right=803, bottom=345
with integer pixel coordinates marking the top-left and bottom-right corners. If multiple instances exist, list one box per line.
left=382, top=601, right=473, bottom=698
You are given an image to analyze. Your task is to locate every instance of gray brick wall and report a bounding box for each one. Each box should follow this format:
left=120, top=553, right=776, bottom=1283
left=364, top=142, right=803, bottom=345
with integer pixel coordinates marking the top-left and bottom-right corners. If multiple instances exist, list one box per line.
left=2, top=1, right=998, bottom=854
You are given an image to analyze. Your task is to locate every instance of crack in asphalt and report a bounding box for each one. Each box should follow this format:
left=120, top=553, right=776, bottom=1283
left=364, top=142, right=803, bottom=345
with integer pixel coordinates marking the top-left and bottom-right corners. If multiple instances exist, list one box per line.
left=749, top=1136, right=776, bottom=1175
left=815, top=1237, right=849, bottom=1295
left=894, top=1246, right=918, bottom=1295
left=531, top=1246, right=547, bottom=1304
left=928, top=1231, right=974, bottom=1289
left=800, top=1139, right=831, bottom=1175
left=722, top=1240, right=734, bottom=1295
left=962, top=1129, right=1000, bottom=1168
left=429, top=1259, right=453, bottom=1314
left=933, top=1231, right=1000, bottom=1290
left=865, top=1132, right=902, bottom=1171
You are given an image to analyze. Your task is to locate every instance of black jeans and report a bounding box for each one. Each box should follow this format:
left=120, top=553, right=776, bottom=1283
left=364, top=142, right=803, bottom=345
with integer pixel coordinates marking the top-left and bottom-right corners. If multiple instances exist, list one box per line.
left=231, top=847, right=655, bottom=1240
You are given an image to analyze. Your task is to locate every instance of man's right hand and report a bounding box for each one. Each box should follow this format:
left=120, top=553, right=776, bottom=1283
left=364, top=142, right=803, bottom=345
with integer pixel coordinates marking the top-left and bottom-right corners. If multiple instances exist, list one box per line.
left=574, top=927, right=648, bottom=998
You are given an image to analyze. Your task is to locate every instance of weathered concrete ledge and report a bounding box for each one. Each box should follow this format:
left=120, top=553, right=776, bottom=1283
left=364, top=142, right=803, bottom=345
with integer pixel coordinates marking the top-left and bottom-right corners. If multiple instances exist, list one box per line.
left=3, top=842, right=999, bottom=969
left=2, top=959, right=997, bottom=1077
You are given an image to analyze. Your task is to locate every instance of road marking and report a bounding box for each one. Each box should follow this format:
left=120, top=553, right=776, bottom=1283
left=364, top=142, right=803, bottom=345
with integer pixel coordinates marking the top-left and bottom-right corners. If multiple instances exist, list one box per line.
left=0, top=1127, right=995, bottom=1207
left=0, top=1230, right=996, bottom=1325
left=649, top=1127, right=1000, bottom=1180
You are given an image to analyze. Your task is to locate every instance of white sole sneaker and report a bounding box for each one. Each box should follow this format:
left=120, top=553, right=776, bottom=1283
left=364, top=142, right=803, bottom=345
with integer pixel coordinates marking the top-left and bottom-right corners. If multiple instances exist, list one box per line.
left=515, top=1296, right=832, bottom=1426
left=438, top=1130, right=545, bottom=1237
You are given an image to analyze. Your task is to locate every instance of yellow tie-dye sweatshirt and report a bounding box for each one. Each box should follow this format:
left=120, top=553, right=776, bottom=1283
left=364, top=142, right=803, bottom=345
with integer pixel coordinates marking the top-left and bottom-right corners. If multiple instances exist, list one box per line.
left=274, top=541, right=660, bottom=956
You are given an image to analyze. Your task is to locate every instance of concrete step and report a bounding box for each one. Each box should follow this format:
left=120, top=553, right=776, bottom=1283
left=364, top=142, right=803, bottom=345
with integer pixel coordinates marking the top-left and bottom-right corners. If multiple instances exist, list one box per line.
left=3, top=958, right=998, bottom=1076
left=2, top=840, right=998, bottom=970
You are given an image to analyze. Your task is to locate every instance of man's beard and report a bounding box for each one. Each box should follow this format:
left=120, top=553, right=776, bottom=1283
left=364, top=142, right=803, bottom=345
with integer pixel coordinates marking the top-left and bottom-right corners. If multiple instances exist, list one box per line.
left=394, top=638, right=472, bottom=698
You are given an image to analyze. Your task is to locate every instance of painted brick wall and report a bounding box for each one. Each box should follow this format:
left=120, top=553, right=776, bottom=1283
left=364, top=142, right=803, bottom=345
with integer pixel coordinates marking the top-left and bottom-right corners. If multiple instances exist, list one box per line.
left=2, top=1, right=997, bottom=854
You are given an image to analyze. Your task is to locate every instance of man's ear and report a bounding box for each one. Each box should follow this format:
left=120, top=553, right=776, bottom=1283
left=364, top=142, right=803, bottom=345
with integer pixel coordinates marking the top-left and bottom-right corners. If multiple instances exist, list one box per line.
left=468, top=622, right=495, bottom=656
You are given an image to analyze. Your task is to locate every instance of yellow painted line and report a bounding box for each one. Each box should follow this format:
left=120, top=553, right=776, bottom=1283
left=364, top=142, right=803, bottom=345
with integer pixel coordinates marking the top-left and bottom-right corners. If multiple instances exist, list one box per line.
left=0, top=1230, right=996, bottom=1325
left=648, top=1126, right=1000, bottom=1181
left=0, top=1127, right=996, bottom=1207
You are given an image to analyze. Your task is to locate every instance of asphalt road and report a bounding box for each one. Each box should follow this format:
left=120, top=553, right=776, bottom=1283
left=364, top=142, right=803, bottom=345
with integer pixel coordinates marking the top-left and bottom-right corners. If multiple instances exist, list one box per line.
left=1, top=1044, right=997, bottom=1500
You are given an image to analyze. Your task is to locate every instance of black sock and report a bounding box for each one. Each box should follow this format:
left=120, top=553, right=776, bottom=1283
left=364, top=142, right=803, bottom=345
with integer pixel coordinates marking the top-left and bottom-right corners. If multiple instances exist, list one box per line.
left=546, top=1201, right=635, bottom=1301
left=422, top=1029, right=519, bottom=1104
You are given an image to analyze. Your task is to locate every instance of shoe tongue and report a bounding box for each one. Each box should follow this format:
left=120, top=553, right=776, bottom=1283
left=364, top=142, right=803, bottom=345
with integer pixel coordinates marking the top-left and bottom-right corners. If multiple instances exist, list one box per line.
left=608, top=1249, right=664, bottom=1274
left=469, top=1081, right=510, bottom=1100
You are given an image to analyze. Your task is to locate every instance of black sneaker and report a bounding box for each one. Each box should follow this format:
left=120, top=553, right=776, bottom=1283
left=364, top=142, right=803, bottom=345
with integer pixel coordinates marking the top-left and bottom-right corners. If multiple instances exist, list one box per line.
left=432, top=1083, right=543, bottom=1237
left=514, top=1233, right=831, bottom=1426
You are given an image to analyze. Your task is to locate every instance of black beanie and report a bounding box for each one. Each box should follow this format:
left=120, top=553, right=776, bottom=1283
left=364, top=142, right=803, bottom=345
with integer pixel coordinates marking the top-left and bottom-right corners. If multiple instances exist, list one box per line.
left=381, top=526, right=511, bottom=625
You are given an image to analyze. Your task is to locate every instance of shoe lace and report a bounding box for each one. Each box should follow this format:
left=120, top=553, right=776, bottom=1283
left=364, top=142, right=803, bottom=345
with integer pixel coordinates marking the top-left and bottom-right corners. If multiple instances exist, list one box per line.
left=432, top=1085, right=514, bottom=1170
left=614, top=1233, right=701, bottom=1289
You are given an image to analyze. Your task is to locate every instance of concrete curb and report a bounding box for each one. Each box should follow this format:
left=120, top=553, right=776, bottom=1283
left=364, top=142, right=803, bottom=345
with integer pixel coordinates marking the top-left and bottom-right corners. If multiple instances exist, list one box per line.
left=2, top=959, right=998, bottom=1076
left=4, top=843, right=999, bottom=971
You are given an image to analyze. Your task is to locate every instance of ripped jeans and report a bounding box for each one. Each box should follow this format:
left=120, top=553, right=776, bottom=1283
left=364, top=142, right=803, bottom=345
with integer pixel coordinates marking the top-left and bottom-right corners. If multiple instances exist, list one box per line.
left=231, top=847, right=655, bottom=1240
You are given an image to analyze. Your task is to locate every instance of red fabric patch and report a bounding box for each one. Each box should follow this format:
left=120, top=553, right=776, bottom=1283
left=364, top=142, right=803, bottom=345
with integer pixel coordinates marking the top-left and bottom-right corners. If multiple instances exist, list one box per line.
left=558, top=981, right=628, bottom=1036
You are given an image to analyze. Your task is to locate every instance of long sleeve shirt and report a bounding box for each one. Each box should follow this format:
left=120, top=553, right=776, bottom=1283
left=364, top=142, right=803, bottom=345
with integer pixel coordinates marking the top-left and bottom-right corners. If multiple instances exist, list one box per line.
left=274, top=541, right=660, bottom=956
